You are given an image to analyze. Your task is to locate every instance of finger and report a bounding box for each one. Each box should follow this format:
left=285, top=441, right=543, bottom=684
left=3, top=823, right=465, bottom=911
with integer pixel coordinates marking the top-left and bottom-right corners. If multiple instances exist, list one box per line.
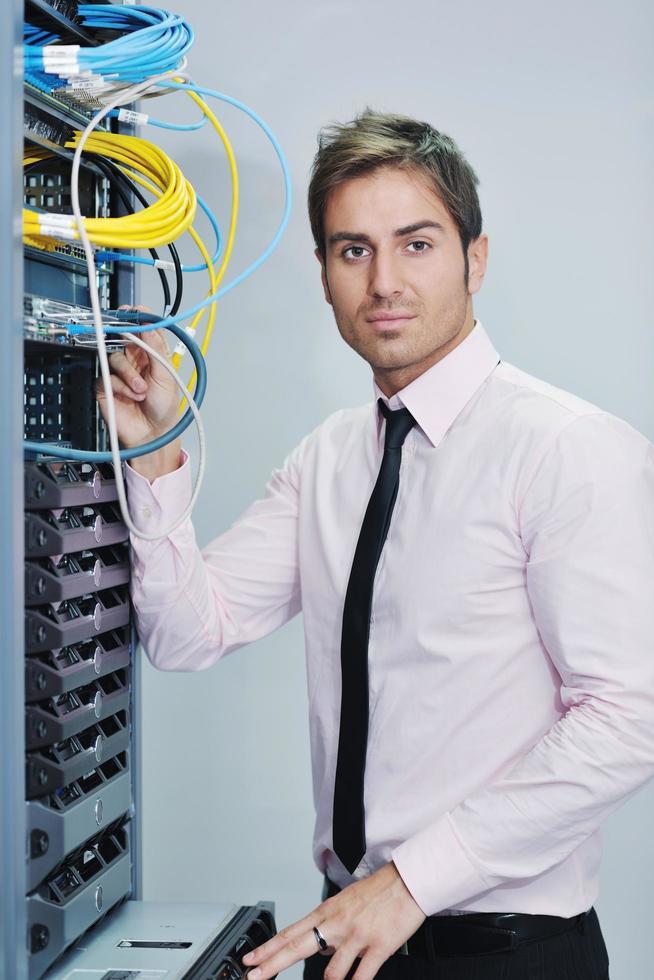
left=117, top=304, right=153, bottom=314
left=116, top=307, right=169, bottom=357
left=121, top=343, right=149, bottom=373
left=107, top=351, right=148, bottom=394
left=96, top=373, right=146, bottom=403
left=316, top=940, right=361, bottom=980
left=243, top=923, right=328, bottom=979
left=130, top=327, right=171, bottom=359
left=351, top=950, right=389, bottom=980
left=242, top=906, right=326, bottom=967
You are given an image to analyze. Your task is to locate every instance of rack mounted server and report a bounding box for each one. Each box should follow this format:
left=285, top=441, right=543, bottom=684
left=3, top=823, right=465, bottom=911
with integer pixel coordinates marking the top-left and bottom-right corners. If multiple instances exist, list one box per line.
left=0, top=2, right=278, bottom=977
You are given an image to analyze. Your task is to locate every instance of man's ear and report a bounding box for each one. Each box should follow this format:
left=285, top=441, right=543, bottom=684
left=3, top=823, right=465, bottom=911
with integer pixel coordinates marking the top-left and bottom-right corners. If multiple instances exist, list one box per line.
left=315, top=248, right=333, bottom=306
left=467, top=234, right=489, bottom=296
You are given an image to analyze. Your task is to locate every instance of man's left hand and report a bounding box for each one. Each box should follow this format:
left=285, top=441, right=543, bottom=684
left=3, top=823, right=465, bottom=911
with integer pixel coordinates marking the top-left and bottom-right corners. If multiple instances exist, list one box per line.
left=241, top=861, right=426, bottom=979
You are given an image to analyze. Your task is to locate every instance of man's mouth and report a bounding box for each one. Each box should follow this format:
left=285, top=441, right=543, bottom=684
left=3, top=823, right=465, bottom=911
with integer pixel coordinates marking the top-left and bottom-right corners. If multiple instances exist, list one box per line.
left=366, top=312, right=417, bottom=331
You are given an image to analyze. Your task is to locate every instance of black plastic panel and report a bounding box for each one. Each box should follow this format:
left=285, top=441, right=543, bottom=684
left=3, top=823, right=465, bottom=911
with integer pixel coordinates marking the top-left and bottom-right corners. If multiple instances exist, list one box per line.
left=26, top=711, right=130, bottom=799
left=25, top=586, right=130, bottom=654
left=24, top=340, right=99, bottom=449
left=25, top=505, right=128, bottom=558
left=25, top=627, right=130, bottom=702
left=26, top=669, right=129, bottom=749
left=25, top=461, right=118, bottom=510
left=25, top=545, right=129, bottom=605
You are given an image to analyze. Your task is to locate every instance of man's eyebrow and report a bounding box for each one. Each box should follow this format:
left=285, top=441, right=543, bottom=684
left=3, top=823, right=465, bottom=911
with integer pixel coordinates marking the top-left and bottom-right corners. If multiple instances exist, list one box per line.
left=327, top=220, right=445, bottom=247
left=327, top=231, right=373, bottom=246
left=394, top=220, right=445, bottom=237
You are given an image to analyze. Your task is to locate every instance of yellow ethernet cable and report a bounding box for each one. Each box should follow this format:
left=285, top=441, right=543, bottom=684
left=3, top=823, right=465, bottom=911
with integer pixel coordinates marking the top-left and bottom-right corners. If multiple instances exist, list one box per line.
left=24, top=88, right=239, bottom=401
left=171, top=84, right=239, bottom=378
left=110, top=161, right=218, bottom=411
left=23, top=133, right=197, bottom=249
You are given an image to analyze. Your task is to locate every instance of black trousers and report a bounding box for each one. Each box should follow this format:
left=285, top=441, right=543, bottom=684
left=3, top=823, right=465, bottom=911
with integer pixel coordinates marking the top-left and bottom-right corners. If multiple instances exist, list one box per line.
left=303, top=907, right=610, bottom=980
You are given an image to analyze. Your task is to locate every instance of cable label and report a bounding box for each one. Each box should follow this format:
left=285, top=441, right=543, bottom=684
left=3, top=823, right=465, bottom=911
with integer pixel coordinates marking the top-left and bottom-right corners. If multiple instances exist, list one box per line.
left=117, top=108, right=149, bottom=126
left=38, top=224, right=78, bottom=241
left=42, top=45, right=81, bottom=76
left=38, top=213, right=74, bottom=227
left=67, top=74, right=106, bottom=90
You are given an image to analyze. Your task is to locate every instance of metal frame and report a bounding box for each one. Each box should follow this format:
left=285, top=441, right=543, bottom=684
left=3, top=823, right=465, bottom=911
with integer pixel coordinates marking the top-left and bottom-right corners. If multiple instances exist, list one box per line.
left=1, top=4, right=27, bottom=978
left=2, top=4, right=141, bottom=974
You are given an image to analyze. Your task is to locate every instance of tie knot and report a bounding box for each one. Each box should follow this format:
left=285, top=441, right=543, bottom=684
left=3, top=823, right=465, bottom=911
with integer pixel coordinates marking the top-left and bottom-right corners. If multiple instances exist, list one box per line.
left=378, top=398, right=416, bottom=450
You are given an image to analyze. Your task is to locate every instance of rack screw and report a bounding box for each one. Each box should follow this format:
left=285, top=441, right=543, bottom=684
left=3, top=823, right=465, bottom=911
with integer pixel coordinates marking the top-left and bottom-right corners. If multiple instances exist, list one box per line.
left=30, top=924, right=49, bottom=952
left=30, top=830, right=49, bottom=857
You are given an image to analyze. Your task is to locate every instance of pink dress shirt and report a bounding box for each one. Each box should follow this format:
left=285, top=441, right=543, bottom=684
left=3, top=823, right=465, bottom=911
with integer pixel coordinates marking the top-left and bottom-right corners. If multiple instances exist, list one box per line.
left=126, top=321, right=654, bottom=918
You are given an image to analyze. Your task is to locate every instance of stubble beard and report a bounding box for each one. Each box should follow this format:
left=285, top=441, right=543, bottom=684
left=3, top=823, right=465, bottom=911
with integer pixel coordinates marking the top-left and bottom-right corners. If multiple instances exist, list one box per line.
left=332, top=289, right=470, bottom=377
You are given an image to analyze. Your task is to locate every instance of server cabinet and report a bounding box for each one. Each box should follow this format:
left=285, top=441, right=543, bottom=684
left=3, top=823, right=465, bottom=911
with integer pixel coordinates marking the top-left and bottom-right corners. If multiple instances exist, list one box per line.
left=2, top=3, right=278, bottom=977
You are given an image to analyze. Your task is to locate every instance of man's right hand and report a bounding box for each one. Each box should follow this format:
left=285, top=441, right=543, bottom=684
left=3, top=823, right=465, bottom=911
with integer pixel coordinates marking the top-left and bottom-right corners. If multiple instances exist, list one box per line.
left=95, top=308, right=183, bottom=482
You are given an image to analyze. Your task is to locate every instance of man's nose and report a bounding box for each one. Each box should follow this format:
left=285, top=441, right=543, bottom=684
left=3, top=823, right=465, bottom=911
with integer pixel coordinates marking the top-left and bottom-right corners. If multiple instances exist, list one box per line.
left=367, top=250, right=403, bottom=301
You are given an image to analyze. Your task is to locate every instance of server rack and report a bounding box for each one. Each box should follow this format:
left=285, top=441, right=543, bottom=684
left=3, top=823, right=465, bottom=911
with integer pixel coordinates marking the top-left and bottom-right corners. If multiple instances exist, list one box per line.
left=2, top=3, right=278, bottom=977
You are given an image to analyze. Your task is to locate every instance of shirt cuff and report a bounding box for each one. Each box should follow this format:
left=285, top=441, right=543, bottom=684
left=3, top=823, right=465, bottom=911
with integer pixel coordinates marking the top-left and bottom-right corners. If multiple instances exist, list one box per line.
left=124, top=448, right=193, bottom=538
left=391, top=813, right=491, bottom=916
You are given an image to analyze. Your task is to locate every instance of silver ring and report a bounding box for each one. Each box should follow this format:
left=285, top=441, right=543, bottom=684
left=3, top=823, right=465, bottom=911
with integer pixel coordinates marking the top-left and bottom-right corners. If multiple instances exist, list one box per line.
left=313, top=925, right=329, bottom=952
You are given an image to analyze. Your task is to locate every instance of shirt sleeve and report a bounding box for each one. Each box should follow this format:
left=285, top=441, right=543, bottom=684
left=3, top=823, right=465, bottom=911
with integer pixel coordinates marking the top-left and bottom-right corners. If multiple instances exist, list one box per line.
left=125, top=437, right=306, bottom=671
left=391, top=411, right=654, bottom=915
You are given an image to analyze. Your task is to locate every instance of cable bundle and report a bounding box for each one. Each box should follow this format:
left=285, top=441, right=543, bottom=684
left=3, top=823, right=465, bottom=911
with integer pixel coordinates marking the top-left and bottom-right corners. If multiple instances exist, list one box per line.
left=23, top=2, right=293, bottom=538
left=24, top=24, right=59, bottom=46
left=23, top=4, right=193, bottom=104
left=23, top=131, right=197, bottom=250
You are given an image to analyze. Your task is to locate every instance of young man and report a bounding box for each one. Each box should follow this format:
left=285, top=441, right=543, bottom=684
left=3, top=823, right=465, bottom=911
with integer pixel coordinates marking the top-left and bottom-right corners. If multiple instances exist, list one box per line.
left=99, top=112, right=654, bottom=980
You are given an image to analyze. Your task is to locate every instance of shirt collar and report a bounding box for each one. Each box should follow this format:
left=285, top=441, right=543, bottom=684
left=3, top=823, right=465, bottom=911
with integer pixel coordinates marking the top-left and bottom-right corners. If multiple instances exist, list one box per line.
left=373, top=320, right=501, bottom=449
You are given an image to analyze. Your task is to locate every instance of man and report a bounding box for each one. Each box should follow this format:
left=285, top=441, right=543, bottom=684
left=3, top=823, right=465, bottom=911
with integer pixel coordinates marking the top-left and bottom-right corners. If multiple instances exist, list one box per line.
left=98, top=112, right=654, bottom=980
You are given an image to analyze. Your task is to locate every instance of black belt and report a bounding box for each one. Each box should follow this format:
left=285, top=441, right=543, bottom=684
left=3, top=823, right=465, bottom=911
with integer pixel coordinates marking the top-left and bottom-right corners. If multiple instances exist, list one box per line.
left=322, top=876, right=593, bottom=958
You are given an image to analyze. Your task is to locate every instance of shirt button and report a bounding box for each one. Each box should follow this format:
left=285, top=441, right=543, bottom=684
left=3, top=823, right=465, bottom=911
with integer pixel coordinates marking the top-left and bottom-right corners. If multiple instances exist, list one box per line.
left=141, top=506, right=152, bottom=519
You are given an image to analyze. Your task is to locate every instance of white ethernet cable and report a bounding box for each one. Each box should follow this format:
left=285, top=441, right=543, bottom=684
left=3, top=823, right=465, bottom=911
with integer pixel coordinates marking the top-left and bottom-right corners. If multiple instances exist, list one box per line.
left=68, top=68, right=207, bottom=541
left=116, top=329, right=205, bottom=533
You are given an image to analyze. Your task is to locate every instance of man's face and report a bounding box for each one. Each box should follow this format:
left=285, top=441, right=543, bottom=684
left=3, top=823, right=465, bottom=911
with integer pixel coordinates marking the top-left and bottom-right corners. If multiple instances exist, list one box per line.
left=317, top=165, right=488, bottom=395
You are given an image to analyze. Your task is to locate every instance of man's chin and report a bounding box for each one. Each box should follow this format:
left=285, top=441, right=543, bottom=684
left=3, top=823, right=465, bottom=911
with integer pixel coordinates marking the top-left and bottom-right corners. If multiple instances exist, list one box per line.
left=363, top=348, right=418, bottom=372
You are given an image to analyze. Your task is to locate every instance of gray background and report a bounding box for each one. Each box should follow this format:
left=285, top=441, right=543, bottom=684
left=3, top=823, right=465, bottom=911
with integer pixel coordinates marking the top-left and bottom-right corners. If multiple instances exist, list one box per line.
left=136, top=3, right=654, bottom=977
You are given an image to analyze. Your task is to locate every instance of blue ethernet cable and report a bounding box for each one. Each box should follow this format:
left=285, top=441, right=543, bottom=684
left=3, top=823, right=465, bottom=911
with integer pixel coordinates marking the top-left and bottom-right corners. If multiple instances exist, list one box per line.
left=145, top=115, right=208, bottom=132
left=73, top=79, right=292, bottom=339
left=24, top=5, right=194, bottom=84
left=23, top=317, right=206, bottom=463
left=107, top=106, right=209, bottom=132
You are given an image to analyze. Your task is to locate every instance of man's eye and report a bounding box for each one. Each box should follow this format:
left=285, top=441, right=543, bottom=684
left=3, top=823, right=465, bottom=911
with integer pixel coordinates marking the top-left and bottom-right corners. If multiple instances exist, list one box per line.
left=342, top=245, right=369, bottom=260
left=407, top=240, right=430, bottom=253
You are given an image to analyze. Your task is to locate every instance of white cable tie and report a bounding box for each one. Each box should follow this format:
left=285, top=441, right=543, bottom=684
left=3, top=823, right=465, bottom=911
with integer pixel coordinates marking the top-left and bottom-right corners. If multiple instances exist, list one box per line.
left=153, top=259, right=174, bottom=271
left=173, top=340, right=187, bottom=357
left=39, top=224, right=77, bottom=240
left=42, top=44, right=80, bottom=57
left=66, top=74, right=105, bottom=90
left=52, top=63, right=81, bottom=79
left=54, top=62, right=81, bottom=78
left=38, top=213, right=74, bottom=228
left=42, top=44, right=79, bottom=62
left=43, top=46, right=81, bottom=77
left=117, top=108, right=148, bottom=126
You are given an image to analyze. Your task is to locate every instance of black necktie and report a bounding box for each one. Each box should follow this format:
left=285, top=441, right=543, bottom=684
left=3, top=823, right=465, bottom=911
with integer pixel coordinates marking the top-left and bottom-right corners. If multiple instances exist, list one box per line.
left=332, top=398, right=417, bottom=873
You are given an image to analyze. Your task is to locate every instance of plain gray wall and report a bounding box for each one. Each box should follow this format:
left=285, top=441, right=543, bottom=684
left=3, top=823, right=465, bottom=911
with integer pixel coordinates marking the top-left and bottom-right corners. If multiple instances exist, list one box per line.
left=137, top=3, right=654, bottom=977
